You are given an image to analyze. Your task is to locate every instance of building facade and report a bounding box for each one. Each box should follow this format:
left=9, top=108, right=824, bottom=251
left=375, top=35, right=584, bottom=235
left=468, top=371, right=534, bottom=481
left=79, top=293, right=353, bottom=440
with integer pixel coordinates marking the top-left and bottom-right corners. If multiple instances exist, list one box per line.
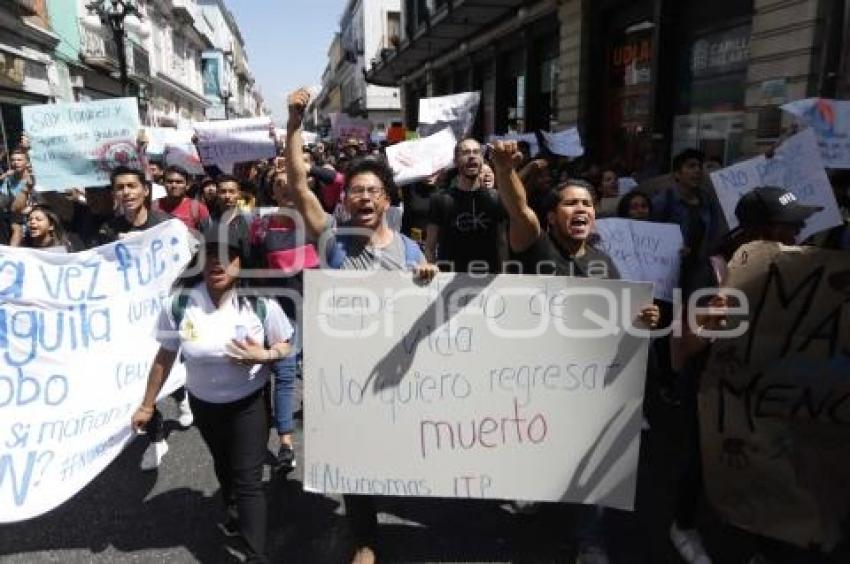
left=368, top=0, right=849, bottom=170
left=321, top=0, right=402, bottom=136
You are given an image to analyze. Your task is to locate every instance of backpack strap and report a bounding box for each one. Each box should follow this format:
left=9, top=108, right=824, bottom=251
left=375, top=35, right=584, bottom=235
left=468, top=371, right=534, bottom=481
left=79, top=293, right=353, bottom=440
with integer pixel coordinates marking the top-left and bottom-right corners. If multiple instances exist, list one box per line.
left=170, top=292, right=191, bottom=328
left=401, top=233, right=424, bottom=268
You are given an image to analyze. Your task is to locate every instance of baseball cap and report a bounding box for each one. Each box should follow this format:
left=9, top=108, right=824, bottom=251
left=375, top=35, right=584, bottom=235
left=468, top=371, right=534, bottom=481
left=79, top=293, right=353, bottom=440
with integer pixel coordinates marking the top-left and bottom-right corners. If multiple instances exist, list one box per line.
left=734, top=186, right=823, bottom=227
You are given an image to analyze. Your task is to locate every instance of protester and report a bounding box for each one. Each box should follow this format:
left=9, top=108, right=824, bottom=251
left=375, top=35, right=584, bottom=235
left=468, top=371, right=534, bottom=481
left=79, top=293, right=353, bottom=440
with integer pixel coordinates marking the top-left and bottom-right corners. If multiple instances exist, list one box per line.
left=668, top=185, right=823, bottom=564
left=197, top=177, right=218, bottom=209
left=1, top=147, right=32, bottom=245
left=480, top=163, right=495, bottom=189
left=21, top=205, right=72, bottom=252
left=596, top=167, right=620, bottom=218
left=617, top=190, right=653, bottom=220
left=425, top=138, right=506, bottom=273
left=153, top=165, right=210, bottom=231
left=286, top=87, right=437, bottom=564
left=131, top=224, right=293, bottom=563
left=490, top=139, right=659, bottom=564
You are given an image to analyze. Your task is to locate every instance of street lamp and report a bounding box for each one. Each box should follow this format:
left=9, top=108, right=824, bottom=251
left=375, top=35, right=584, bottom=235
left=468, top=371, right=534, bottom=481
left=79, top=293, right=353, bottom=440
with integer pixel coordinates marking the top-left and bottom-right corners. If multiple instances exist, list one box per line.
left=85, top=0, right=143, bottom=96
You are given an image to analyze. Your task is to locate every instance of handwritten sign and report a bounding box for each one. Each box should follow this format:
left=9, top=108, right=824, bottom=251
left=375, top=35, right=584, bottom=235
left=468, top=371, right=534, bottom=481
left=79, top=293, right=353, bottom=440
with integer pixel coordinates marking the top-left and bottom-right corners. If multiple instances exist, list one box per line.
left=330, top=113, right=372, bottom=143
left=782, top=98, right=850, bottom=169
left=541, top=127, right=585, bottom=158
left=0, top=221, right=196, bottom=522
left=709, top=128, right=842, bottom=241
left=24, top=98, right=141, bottom=191
left=303, top=271, right=652, bottom=509
left=418, top=92, right=481, bottom=140
left=699, top=242, right=850, bottom=550
left=385, top=127, right=456, bottom=186
left=595, top=219, right=683, bottom=301
left=193, top=117, right=277, bottom=174
left=144, top=127, right=204, bottom=175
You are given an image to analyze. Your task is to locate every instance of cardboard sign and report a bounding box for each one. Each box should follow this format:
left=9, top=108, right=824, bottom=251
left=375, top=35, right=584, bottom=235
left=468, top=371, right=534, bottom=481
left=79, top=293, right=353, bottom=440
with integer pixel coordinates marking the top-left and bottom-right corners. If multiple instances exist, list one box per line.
left=193, top=117, right=277, bottom=174
left=385, top=127, right=456, bottom=185
left=709, top=128, right=843, bottom=241
left=595, top=219, right=683, bottom=301
left=699, top=242, right=850, bottom=550
left=304, top=271, right=652, bottom=510
left=782, top=98, right=850, bottom=169
left=541, top=127, right=585, bottom=158
left=0, top=221, right=196, bottom=522
left=144, top=127, right=204, bottom=175
left=24, top=98, right=141, bottom=191
left=330, top=113, right=372, bottom=143
left=418, top=92, right=481, bottom=140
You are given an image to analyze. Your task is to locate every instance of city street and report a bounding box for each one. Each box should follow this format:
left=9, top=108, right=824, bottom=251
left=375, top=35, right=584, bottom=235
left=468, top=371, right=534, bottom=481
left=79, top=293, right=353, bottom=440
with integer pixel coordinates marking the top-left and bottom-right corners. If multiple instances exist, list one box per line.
left=3, top=391, right=847, bottom=563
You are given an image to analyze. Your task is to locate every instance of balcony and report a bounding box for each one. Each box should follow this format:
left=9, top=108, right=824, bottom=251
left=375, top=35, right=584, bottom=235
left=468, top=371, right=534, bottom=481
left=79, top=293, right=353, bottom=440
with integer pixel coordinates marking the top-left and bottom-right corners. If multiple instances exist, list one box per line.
left=172, top=0, right=195, bottom=24
left=366, top=0, right=525, bottom=85
left=81, top=24, right=119, bottom=72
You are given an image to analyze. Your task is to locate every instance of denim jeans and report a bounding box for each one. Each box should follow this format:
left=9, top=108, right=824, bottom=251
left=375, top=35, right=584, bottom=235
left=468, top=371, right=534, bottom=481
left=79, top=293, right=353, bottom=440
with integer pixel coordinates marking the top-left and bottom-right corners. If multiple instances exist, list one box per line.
left=272, top=353, right=297, bottom=435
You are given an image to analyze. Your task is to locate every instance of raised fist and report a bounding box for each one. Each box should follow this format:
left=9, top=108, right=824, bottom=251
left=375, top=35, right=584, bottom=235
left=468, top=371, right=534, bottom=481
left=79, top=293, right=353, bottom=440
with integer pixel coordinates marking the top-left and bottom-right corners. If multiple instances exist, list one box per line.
left=287, top=88, right=311, bottom=118
left=490, top=140, right=523, bottom=171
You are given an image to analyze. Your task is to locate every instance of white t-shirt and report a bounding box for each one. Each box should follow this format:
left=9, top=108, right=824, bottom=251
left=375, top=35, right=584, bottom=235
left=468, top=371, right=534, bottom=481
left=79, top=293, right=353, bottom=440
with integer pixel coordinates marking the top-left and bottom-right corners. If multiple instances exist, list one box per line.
left=156, top=283, right=293, bottom=403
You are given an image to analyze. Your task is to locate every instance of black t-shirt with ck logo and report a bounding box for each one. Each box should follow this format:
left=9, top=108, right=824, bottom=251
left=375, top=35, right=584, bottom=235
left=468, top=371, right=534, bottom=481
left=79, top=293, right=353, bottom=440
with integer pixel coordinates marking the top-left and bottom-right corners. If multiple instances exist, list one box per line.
left=428, top=185, right=506, bottom=273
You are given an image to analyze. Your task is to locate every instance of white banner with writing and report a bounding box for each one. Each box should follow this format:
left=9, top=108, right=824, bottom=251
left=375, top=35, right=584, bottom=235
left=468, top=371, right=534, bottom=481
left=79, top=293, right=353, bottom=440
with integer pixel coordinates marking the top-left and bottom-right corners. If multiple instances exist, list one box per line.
left=782, top=98, right=850, bottom=169
left=709, top=128, right=843, bottom=241
left=194, top=117, right=277, bottom=174
left=418, top=92, right=481, bottom=140
left=385, top=127, right=457, bottom=185
left=595, top=219, right=683, bottom=302
left=0, top=221, right=196, bottom=522
left=304, top=271, right=652, bottom=510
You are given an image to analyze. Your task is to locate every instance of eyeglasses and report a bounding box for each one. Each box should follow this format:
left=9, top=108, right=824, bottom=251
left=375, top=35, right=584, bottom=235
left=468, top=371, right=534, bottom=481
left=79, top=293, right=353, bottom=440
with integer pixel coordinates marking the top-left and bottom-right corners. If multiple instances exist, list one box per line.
left=347, top=186, right=385, bottom=198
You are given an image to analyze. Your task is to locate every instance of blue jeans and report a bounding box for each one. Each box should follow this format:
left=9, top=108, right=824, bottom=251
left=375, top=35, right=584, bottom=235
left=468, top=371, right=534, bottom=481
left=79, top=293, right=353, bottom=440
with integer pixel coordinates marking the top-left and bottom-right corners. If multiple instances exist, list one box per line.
left=272, top=353, right=297, bottom=435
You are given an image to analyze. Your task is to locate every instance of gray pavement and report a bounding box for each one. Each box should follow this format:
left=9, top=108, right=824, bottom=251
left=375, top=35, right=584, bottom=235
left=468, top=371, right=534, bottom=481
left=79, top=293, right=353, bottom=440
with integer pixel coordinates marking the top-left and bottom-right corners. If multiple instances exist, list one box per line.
left=1, top=394, right=847, bottom=563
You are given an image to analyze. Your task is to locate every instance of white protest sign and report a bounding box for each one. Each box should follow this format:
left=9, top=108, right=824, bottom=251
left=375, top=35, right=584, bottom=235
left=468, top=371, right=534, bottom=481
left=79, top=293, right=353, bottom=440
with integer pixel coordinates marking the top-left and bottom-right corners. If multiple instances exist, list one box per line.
left=709, top=128, right=843, bottom=241
left=193, top=117, right=277, bottom=174
left=0, top=221, right=196, bottom=522
left=595, top=219, right=683, bottom=302
left=488, top=132, right=540, bottom=158
left=330, top=113, right=372, bottom=143
left=782, top=98, right=850, bottom=169
left=541, top=127, right=585, bottom=158
left=385, top=127, right=457, bottom=185
left=304, top=271, right=652, bottom=509
left=145, top=127, right=204, bottom=175
left=418, top=91, right=481, bottom=140
left=24, top=98, right=141, bottom=191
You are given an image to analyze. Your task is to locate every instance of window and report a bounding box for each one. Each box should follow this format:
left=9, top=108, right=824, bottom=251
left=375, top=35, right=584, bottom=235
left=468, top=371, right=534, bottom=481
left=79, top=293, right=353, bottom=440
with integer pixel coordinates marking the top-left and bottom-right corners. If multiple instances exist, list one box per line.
left=387, top=11, right=401, bottom=46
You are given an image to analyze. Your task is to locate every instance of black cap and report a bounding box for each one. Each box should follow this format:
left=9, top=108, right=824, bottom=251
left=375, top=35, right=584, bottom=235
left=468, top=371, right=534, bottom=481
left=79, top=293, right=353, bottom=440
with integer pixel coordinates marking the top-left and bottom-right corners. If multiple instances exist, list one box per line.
left=734, top=186, right=823, bottom=227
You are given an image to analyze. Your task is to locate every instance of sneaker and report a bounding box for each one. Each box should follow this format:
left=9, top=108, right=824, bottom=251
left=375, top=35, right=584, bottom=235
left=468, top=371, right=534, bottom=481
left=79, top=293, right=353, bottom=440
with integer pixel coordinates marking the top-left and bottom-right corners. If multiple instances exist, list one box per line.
left=276, top=444, right=296, bottom=474
left=140, top=440, right=168, bottom=471
left=177, top=398, right=193, bottom=427
left=669, top=523, right=713, bottom=564
left=217, top=505, right=240, bottom=538
left=576, top=545, right=610, bottom=564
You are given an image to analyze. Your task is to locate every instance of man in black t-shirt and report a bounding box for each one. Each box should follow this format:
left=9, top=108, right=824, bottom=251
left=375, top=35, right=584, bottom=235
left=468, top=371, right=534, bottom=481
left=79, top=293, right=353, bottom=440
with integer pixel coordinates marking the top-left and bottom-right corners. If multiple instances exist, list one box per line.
left=425, top=138, right=505, bottom=273
left=96, top=166, right=170, bottom=246
left=490, top=140, right=659, bottom=564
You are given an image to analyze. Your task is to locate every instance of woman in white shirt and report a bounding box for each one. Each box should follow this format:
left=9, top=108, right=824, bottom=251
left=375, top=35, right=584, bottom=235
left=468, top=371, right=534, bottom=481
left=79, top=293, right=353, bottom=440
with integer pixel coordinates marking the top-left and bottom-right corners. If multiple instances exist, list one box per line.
left=131, top=225, right=292, bottom=564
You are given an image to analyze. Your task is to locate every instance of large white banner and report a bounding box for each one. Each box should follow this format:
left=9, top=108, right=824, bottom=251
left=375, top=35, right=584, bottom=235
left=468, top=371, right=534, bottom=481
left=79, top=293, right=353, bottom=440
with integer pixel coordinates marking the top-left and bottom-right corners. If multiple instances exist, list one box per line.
left=418, top=92, right=481, bottom=140
left=709, top=128, right=843, bottom=242
left=304, top=271, right=652, bottom=510
left=194, top=117, right=277, bottom=174
left=385, top=127, right=456, bottom=185
left=595, top=219, right=683, bottom=302
left=0, top=221, right=196, bottom=522
left=782, top=98, right=850, bottom=169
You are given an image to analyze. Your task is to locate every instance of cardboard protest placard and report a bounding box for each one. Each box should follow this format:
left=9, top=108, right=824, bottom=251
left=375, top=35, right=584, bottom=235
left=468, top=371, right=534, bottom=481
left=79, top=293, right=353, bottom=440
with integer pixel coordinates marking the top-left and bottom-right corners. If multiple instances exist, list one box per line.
left=699, top=242, right=850, bottom=550
left=24, top=98, right=141, bottom=191
left=595, top=218, right=683, bottom=301
left=541, top=127, right=584, bottom=158
left=193, top=117, right=277, bottom=174
left=144, top=127, right=204, bottom=175
left=0, top=221, right=195, bottom=522
left=709, top=128, right=842, bottom=242
left=418, top=91, right=481, bottom=140
left=782, top=98, right=850, bottom=169
left=385, top=127, right=456, bottom=185
left=304, top=271, right=652, bottom=509
left=330, top=113, right=372, bottom=143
